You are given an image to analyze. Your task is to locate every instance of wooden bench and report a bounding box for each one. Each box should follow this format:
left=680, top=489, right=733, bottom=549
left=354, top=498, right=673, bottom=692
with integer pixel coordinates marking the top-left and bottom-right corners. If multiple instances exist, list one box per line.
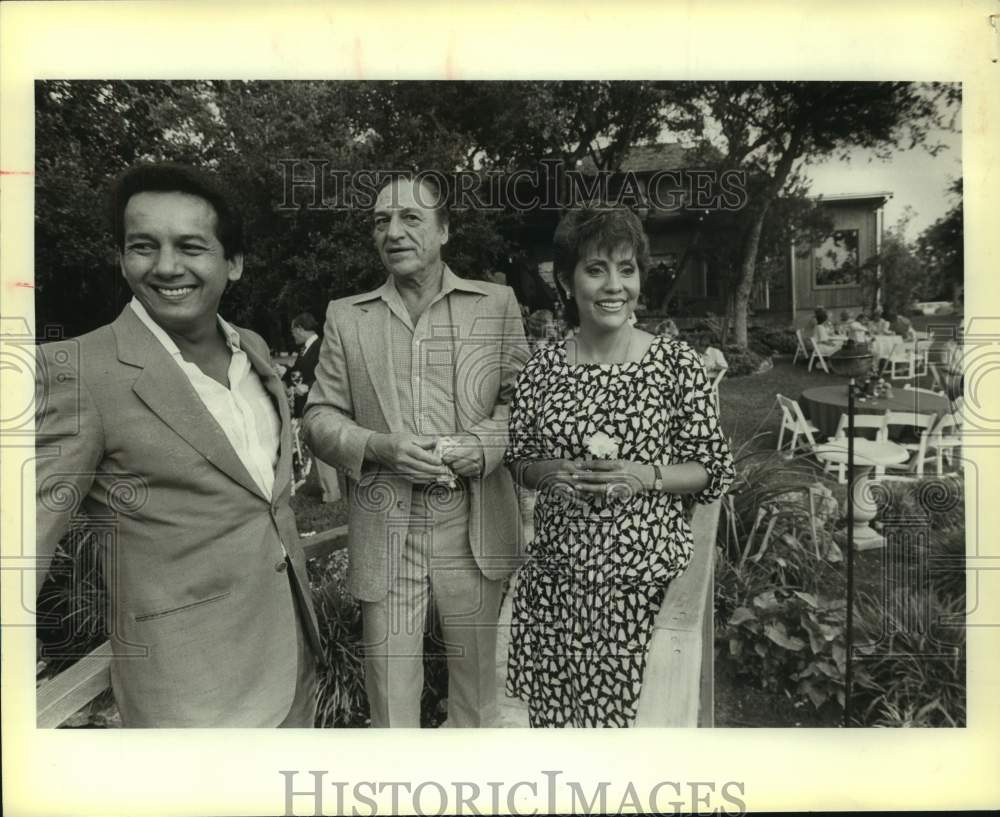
left=35, top=526, right=349, bottom=728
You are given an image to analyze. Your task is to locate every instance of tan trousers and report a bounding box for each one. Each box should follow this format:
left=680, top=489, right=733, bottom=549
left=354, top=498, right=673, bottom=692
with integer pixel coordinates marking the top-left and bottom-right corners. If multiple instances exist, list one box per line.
left=361, top=485, right=502, bottom=728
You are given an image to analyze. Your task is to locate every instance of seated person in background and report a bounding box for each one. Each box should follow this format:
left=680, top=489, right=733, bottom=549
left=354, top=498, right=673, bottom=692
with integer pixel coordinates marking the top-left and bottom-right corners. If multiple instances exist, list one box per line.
left=811, top=307, right=844, bottom=355
left=847, top=312, right=870, bottom=345
left=871, top=311, right=892, bottom=335
left=655, top=317, right=680, bottom=339
left=692, top=333, right=729, bottom=380
left=883, top=308, right=915, bottom=341
left=835, top=310, right=852, bottom=335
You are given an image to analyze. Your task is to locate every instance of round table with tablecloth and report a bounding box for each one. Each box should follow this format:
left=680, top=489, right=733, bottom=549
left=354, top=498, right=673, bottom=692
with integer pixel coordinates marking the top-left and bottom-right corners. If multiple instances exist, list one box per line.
left=868, top=334, right=905, bottom=361
left=799, top=385, right=952, bottom=440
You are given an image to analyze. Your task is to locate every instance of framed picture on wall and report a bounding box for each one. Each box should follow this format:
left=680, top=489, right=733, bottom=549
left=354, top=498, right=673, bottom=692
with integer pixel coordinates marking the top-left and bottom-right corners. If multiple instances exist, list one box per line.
left=813, top=229, right=861, bottom=287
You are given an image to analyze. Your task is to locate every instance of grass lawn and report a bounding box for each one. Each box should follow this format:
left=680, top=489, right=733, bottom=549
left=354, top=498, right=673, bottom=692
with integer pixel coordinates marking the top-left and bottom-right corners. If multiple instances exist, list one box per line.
left=718, top=312, right=961, bottom=453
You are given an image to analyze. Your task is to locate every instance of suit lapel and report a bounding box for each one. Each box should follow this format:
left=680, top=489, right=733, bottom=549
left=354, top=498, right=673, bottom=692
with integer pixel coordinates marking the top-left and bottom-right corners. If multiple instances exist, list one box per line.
left=357, top=300, right=404, bottom=433
left=240, top=333, right=292, bottom=501
left=113, top=308, right=267, bottom=501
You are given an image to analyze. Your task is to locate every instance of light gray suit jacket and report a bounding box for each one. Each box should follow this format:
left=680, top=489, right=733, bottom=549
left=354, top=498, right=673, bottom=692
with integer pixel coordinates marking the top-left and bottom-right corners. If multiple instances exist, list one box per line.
left=35, top=306, right=322, bottom=727
left=303, top=273, right=529, bottom=602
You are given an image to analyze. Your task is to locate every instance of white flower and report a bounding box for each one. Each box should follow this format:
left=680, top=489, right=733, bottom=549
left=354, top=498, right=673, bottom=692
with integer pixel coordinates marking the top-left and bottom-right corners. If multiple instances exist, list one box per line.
left=433, top=436, right=459, bottom=487
left=586, top=431, right=620, bottom=459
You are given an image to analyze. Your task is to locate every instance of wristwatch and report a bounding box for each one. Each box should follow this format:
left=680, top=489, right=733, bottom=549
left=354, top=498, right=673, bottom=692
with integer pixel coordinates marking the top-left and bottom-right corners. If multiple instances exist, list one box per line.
left=651, top=464, right=664, bottom=492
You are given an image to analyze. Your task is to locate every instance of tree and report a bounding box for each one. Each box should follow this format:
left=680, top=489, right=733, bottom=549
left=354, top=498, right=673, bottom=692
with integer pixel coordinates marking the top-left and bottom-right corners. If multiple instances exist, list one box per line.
left=917, top=178, right=963, bottom=302
left=681, top=81, right=958, bottom=348
left=858, top=219, right=928, bottom=316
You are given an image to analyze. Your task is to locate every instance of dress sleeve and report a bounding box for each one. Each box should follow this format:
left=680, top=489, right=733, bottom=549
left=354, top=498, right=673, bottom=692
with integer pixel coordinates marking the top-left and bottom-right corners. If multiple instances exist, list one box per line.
left=667, top=342, right=735, bottom=504
left=503, top=345, right=550, bottom=467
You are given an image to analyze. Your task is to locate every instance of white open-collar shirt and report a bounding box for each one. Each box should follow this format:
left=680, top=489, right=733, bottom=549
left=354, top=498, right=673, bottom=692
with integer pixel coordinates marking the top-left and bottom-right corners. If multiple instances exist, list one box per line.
left=129, top=298, right=280, bottom=501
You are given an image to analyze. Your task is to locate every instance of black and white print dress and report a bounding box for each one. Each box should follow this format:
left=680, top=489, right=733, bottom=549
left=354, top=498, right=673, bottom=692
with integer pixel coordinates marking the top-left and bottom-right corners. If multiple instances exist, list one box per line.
left=504, top=335, right=735, bottom=727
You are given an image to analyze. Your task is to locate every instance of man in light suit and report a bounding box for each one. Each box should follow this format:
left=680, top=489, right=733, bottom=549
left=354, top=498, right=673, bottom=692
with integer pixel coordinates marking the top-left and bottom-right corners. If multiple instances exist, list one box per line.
left=35, top=163, right=322, bottom=727
left=303, top=173, right=528, bottom=727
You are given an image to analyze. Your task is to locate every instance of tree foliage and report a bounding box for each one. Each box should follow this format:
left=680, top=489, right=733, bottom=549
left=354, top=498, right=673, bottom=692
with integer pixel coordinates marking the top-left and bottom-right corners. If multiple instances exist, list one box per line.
left=35, top=80, right=958, bottom=348
left=35, top=80, right=702, bottom=345
left=916, top=178, right=963, bottom=302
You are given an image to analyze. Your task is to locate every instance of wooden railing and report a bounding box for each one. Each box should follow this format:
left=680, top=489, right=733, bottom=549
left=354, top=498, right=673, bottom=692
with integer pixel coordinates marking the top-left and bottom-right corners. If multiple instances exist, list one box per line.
left=35, top=526, right=349, bottom=728
left=635, top=500, right=719, bottom=727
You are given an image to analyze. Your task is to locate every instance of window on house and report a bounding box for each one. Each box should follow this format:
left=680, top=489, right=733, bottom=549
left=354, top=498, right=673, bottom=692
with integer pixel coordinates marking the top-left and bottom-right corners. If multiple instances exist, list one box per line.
left=813, top=229, right=860, bottom=288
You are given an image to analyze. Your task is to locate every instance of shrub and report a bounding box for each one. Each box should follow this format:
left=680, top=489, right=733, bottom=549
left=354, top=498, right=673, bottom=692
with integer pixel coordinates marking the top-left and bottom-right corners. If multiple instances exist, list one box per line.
left=725, top=587, right=847, bottom=711
left=748, top=326, right=799, bottom=356
left=852, top=590, right=966, bottom=727
left=307, top=549, right=450, bottom=728
left=308, top=550, right=369, bottom=727
left=721, top=345, right=770, bottom=377
left=36, top=529, right=108, bottom=678
left=717, top=456, right=967, bottom=725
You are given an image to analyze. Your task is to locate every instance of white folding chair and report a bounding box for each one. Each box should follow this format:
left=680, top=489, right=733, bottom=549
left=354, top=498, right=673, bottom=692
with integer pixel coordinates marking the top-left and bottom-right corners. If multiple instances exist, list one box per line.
left=775, top=394, right=821, bottom=458
left=809, top=337, right=831, bottom=373
left=913, top=410, right=962, bottom=476
left=709, top=368, right=726, bottom=416
left=913, top=334, right=933, bottom=377
left=831, top=411, right=889, bottom=482
left=887, top=341, right=917, bottom=380
left=792, top=329, right=810, bottom=366
left=883, top=410, right=937, bottom=478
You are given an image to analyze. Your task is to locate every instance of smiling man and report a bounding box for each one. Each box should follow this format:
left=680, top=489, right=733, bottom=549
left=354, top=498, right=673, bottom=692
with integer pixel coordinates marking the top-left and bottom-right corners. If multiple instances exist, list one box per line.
left=303, top=173, right=528, bottom=727
left=34, top=163, right=322, bottom=727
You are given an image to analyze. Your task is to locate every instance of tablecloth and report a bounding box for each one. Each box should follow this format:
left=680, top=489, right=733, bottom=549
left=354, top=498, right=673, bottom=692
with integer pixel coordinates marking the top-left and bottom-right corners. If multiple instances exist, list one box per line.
left=798, top=385, right=951, bottom=440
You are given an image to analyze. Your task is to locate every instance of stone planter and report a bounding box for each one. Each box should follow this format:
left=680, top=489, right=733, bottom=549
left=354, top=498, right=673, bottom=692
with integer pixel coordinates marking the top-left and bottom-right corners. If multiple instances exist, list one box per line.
left=828, top=351, right=873, bottom=378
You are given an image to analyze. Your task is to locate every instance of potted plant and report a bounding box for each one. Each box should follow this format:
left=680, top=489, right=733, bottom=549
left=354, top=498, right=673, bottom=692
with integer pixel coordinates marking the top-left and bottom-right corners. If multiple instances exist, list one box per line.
left=828, top=339, right=873, bottom=378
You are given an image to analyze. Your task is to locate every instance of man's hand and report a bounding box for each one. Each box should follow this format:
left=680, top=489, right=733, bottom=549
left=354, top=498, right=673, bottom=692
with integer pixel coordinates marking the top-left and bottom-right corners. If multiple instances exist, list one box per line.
left=437, top=433, right=485, bottom=478
left=365, top=433, right=455, bottom=484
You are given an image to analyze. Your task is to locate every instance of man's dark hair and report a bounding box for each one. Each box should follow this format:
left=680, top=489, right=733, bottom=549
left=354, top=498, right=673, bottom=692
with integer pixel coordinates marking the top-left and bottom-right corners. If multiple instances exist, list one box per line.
left=552, top=207, right=651, bottom=328
left=291, top=312, right=318, bottom=333
left=373, top=171, right=450, bottom=229
left=111, top=162, right=245, bottom=259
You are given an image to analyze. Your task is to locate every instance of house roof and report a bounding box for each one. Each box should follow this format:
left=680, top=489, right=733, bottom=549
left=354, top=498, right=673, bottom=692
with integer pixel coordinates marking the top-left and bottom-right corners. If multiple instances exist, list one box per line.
left=813, top=191, right=893, bottom=207
left=579, top=142, right=689, bottom=174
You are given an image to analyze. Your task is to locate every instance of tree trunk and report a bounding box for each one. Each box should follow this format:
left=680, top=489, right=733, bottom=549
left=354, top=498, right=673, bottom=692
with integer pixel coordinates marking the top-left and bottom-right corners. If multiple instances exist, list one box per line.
left=731, top=206, right=767, bottom=348
left=727, top=128, right=804, bottom=349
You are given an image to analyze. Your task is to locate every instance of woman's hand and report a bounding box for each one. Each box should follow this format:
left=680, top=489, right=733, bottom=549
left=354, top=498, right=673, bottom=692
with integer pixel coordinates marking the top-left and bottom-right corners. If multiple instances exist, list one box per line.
left=571, top=459, right=649, bottom=501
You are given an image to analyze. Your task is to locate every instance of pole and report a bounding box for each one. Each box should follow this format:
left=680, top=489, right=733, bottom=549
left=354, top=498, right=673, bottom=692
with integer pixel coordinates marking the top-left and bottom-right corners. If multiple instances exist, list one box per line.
left=844, top=377, right=855, bottom=728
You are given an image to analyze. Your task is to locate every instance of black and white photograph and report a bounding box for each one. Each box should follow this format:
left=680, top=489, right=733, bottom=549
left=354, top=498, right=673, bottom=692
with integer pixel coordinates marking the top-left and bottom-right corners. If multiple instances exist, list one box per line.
left=28, top=76, right=966, bottom=731
left=3, top=3, right=999, bottom=816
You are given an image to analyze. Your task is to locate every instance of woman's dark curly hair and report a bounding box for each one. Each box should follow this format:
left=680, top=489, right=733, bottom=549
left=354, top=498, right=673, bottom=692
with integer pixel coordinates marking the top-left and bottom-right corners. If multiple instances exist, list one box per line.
left=552, top=207, right=651, bottom=327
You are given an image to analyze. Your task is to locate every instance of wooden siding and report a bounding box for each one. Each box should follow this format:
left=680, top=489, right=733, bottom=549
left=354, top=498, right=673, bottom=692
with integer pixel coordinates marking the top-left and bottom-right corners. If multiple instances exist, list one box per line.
left=792, top=202, right=878, bottom=322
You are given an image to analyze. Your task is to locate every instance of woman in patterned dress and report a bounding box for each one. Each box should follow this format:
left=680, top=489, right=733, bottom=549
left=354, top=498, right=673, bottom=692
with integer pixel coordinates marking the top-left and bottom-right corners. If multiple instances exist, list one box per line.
left=504, top=207, right=735, bottom=727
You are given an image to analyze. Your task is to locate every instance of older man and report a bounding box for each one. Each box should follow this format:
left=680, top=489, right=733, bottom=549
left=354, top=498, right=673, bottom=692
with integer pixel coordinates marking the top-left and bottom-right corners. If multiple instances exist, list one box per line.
left=35, top=163, right=321, bottom=727
left=304, top=173, right=528, bottom=727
